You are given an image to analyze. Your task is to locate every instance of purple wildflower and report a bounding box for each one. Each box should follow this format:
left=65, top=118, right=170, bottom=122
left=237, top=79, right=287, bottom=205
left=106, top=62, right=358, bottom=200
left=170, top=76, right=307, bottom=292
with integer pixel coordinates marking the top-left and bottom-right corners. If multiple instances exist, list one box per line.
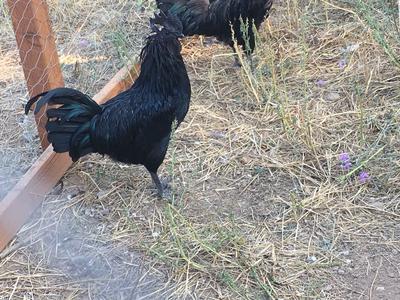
left=342, top=161, right=352, bottom=171
left=316, top=79, right=327, bottom=87
left=338, top=58, right=347, bottom=70
left=339, top=152, right=352, bottom=171
left=358, top=171, right=370, bottom=184
left=339, top=152, right=350, bottom=163
left=78, top=38, right=90, bottom=48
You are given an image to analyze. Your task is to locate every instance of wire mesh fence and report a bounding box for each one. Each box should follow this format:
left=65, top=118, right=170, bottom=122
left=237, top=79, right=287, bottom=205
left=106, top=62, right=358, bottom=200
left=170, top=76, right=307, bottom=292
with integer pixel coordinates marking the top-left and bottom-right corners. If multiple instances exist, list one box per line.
left=0, top=0, right=57, bottom=198
left=7, top=0, right=64, bottom=98
left=6, top=0, right=65, bottom=150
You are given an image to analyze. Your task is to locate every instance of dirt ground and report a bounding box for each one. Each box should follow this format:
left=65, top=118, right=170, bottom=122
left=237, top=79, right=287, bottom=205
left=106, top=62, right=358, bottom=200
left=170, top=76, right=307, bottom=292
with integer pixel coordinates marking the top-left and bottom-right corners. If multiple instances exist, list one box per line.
left=1, top=0, right=400, bottom=299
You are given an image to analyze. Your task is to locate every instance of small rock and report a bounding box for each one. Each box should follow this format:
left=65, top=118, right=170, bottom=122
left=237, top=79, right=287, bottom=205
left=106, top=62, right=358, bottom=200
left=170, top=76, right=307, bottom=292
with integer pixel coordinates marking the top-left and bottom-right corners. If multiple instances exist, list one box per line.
left=337, top=269, right=345, bottom=275
left=326, top=92, right=341, bottom=101
left=345, top=259, right=352, bottom=264
left=96, top=190, right=109, bottom=199
left=218, top=156, right=229, bottom=165
left=67, top=187, right=83, bottom=200
left=100, top=208, right=110, bottom=216
left=387, top=272, right=397, bottom=278
left=152, top=231, right=160, bottom=238
left=376, top=286, right=385, bottom=292
left=341, top=43, right=360, bottom=54
left=209, top=131, right=226, bottom=139
left=342, top=250, right=350, bottom=256
left=306, top=256, right=317, bottom=263
left=324, top=285, right=333, bottom=291
left=240, top=156, right=252, bottom=165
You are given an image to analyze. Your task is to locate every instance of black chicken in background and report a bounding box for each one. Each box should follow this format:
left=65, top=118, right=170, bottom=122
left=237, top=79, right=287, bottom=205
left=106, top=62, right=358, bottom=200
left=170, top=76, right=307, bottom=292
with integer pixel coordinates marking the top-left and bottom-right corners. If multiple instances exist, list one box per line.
left=155, top=0, right=273, bottom=65
left=25, top=12, right=191, bottom=197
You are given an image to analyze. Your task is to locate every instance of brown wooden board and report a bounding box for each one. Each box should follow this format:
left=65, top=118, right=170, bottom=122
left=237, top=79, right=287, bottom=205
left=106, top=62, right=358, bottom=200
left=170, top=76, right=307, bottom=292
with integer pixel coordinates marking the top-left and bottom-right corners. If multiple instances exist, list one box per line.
left=7, top=0, right=65, bottom=148
left=0, top=63, right=140, bottom=252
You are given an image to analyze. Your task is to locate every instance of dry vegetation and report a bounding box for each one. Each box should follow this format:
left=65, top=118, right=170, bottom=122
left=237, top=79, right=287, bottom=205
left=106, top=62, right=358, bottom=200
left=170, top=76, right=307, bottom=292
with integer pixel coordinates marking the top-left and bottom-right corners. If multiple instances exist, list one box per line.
left=1, top=0, right=400, bottom=299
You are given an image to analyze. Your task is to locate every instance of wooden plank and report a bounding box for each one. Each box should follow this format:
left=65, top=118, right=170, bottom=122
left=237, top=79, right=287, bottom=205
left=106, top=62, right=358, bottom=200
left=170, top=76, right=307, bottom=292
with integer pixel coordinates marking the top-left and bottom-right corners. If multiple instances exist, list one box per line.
left=7, top=0, right=64, bottom=148
left=0, top=62, right=140, bottom=252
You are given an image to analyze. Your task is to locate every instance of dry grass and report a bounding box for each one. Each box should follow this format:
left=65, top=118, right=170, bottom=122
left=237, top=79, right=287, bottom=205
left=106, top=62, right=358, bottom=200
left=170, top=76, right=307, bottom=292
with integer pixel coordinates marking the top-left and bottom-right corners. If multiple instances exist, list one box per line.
left=1, top=0, right=400, bottom=299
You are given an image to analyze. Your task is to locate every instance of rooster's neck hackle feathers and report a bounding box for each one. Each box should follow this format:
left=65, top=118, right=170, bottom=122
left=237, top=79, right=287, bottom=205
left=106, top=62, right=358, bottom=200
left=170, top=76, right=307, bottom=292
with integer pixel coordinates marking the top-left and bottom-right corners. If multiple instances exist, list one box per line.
left=133, top=12, right=186, bottom=95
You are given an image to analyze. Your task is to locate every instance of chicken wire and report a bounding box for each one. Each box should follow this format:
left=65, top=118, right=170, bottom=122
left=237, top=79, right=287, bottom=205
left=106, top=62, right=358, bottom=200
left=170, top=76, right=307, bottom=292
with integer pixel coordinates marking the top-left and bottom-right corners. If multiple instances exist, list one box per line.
left=7, top=0, right=64, bottom=98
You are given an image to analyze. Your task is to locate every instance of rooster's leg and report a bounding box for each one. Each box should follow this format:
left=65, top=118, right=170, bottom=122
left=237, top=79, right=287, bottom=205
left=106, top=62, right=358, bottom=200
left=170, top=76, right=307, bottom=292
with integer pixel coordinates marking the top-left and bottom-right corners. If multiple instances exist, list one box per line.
left=150, top=171, right=164, bottom=197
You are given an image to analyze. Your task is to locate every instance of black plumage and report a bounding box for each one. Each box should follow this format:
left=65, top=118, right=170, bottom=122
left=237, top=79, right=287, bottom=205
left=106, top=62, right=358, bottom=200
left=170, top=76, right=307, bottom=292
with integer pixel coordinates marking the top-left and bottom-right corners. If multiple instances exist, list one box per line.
left=25, top=12, right=191, bottom=197
left=156, top=0, right=273, bottom=61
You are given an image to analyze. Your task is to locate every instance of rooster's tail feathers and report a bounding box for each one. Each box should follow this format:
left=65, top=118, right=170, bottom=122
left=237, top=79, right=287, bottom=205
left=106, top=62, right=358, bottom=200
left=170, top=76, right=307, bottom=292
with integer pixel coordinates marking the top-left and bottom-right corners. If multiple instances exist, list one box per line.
left=25, top=87, right=101, bottom=115
left=25, top=87, right=101, bottom=161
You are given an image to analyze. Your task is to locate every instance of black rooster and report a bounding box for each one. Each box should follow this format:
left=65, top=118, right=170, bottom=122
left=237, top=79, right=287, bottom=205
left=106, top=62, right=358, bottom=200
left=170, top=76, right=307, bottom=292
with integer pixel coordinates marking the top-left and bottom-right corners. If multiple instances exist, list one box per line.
left=156, top=0, right=273, bottom=64
left=25, top=12, right=191, bottom=197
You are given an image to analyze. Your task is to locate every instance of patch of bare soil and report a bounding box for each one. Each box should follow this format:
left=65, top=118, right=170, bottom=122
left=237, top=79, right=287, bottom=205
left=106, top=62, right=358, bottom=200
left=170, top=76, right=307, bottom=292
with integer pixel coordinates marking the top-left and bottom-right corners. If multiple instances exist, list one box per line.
left=1, top=186, right=173, bottom=299
left=334, top=242, right=400, bottom=299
